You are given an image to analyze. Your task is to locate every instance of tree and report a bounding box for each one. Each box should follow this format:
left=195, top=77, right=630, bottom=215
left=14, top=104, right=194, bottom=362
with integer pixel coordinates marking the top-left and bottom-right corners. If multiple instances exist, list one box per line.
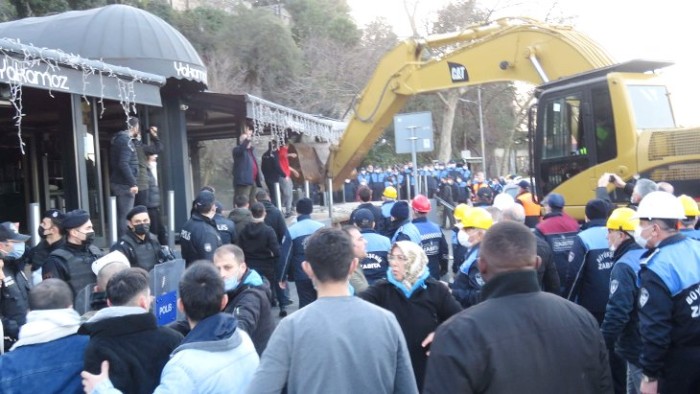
left=285, top=0, right=360, bottom=47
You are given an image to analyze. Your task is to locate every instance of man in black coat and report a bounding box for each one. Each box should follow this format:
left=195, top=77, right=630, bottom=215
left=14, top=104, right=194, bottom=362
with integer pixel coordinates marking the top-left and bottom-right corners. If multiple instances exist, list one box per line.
left=214, top=244, right=275, bottom=355
left=423, top=221, right=612, bottom=394
left=27, top=209, right=65, bottom=284
left=261, top=141, right=286, bottom=208
left=255, top=189, right=287, bottom=244
left=0, top=222, right=31, bottom=350
left=232, top=126, right=263, bottom=206
left=78, top=268, right=183, bottom=394
left=111, top=205, right=168, bottom=272
left=110, top=117, right=141, bottom=237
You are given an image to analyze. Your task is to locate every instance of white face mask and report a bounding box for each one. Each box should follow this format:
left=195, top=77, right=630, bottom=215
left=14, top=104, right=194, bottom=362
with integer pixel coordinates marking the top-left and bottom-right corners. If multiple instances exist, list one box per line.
left=458, top=230, right=472, bottom=248
left=634, top=226, right=650, bottom=249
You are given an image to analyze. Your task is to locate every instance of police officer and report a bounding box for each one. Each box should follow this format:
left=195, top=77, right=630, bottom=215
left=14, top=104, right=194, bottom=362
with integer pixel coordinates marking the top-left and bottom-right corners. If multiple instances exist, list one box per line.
left=27, top=209, right=65, bottom=285
left=180, top=190, right=222, bottom=267
left=600, top=208, right=645, bottom=394
left=677, top=194, right=700, bottom=240
left=0, top=222, right=31, bottom=350
left=111, top=205, right=168, bottom=272
left=213, top=201, right=236, bottom=245
left=564, top=198, right=614, bottom=324
left=450, top=207, right=493, bottom=308
left=352, top=208, right=391, bottom=284
left=388, top=201, right=421, bottom=244
left=42, top=209, right=103, bottom=295
left=634, top=191, right=700, bottom=393
left=411, top=195, right=449, bottom=279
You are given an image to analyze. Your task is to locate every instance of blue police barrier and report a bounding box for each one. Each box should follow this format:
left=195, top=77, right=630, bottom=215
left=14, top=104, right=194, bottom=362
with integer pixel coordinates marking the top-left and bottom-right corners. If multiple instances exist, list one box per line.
left=149, top=258, right=185, bottom=326
left=74, top=283, right=95, bottom=316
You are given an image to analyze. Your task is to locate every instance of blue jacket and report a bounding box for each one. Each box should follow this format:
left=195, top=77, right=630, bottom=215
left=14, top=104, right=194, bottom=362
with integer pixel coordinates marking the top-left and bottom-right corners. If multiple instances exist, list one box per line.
left=94, top=313, right=259, bottom=394
left=213, top=213, right=236, bottom=245
left=109, top=131, right=138, bottom=186
left=637, top=234, right=700, bottom=379
left=601, top=239, right=644, bottom=364
left=359, top=229, right=391, bottom=284
left=232, top=139, right=262, bottom=187
left=412, top=217, right=449, bottom=279
left=450, top=244, right=484, bottom=308
left=680, top=228, right=700, bottom=241
left=391, top=219, right=422, bottom=245
left=0, top=334, right=88, bottom=394
left=565, top=220, right=613, bottom=322
left=451, top=227, right=468, bottom=274
left=278, top=215, right=324, bottom=282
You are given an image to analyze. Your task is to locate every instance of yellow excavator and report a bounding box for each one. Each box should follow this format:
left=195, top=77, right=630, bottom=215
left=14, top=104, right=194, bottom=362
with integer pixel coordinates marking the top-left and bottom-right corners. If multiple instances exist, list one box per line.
left=308, top=17, right=700, bottom=219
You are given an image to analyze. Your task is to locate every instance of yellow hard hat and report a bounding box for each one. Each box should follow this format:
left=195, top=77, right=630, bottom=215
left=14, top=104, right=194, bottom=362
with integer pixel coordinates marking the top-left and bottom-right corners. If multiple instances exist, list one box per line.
left=460, top=207, right=493, bottom=230
left=383, top=186, right=397, bottom=199
left=453, top=204, right=470, bottom=222
left=678, top=194, right=700, bottom=217
left=606, top=207, right=639, bottom=232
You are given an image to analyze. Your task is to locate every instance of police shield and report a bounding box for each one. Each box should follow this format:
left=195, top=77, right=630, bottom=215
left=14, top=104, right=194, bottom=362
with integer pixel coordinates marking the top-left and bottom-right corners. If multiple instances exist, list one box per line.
left=74, top=283, right=95, bottom=316
left=149, top=258, right=185, bottom=326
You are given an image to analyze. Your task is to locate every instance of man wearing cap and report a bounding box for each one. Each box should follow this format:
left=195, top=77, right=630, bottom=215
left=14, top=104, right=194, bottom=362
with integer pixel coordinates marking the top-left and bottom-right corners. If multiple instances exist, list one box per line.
left=564, top=198, right=614, bottom=325
left=180, top=190, right=222, bottom=267
left=411, top=195, right=449, bottom=279
left=278, top=198, right=325, bottom=308
left=42, top=209, right=103, bottom=295
left=473, top=186, right=493, bottom=207
left=26, top=209, right=65, bottom=285
left=633, top=191, right=700, bottom=393
left=0, top=222, right=31, bottom=350
left=535, top=193, right=580, bottom=293
left=350, top=186, right=385, bottom=235
left=111, top=205, right=168, bottom=273
left=515, top=180, right=540, bottom=228
left=388, top=201, right=422, bottom=245
left=110, top=117, right=142, bottom=238
left=353, top=208, right=391, bottom=284
left=84, top=251, right=131, bottom=318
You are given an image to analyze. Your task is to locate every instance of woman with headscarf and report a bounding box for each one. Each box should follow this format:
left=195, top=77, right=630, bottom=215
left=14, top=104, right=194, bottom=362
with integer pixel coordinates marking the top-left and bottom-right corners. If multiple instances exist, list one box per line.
left=359, top=241, right=461, bottom=390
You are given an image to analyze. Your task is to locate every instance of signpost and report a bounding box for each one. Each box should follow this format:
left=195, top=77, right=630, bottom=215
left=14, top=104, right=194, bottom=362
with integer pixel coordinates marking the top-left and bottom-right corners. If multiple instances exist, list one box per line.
left=394, top=112, right=434, bottom=199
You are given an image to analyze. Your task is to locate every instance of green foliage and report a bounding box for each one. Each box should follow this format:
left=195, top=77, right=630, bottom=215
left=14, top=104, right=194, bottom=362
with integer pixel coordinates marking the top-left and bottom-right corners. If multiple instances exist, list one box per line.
left=172, top=6, right=232, bottom=53
left=285, top=0, right=359, bottom=46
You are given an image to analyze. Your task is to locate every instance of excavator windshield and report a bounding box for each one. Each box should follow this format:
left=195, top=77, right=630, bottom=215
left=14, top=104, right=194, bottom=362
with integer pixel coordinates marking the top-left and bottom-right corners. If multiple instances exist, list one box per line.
left=627, top=85, right=675, bottom=129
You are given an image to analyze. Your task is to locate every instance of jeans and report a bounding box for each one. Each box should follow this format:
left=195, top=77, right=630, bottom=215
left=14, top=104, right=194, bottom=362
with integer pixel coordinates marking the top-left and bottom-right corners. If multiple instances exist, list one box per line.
left=111, top=183, right=135, bottom=238
left=295, top=279, right=317, bottom=309
left=627, top=362, right=642, bottom=394
left=280, top=177, right=293, bottom=214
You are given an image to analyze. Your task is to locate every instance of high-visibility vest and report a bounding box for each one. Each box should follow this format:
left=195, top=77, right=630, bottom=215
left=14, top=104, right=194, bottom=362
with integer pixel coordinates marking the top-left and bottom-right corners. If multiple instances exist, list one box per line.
left=517, top=192, right=541, bottom=217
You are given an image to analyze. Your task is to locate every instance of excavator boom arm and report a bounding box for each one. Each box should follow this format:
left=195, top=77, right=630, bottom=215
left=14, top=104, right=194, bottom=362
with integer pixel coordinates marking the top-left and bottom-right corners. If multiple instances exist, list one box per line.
left=329, top=17, right=614, bottom=188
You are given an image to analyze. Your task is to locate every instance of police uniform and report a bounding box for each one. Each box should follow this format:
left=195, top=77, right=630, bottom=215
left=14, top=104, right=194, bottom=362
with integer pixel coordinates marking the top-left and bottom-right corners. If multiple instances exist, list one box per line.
left=450, top=244, right=484, bottom=308
left=638, top=234, right=700, bottom=392
left=179, top=212, right=222, bottom=267
left=412, top=217, right=449, bottom=279
left=111, top=230, right=163, bottom=272
left=358, top=228, right=391, bottom=284
left=213, top=212, right=236, bottom=245
left=277, top=214, right=324, bottom=308
left=42, top=242, right=102, bottom=295
left=565, top=219, right=614, bottom=324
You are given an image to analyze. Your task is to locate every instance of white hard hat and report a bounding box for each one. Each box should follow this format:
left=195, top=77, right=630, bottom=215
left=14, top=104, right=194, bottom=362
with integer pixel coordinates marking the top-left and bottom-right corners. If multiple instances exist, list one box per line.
left=633, top=191, right=686, bottom=220
left=493, top=193, right=515, bottom=211
left=91, top=250, right=131, bottom=276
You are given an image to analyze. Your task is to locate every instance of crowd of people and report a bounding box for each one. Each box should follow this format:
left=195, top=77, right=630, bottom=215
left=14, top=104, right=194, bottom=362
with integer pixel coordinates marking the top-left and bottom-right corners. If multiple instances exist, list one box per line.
left=1, top=118, right=700, bottom=394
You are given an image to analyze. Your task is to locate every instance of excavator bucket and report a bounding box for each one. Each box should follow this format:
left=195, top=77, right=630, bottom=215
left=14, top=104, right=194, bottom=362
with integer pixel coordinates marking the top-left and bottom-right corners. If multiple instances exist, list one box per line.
left=289, top=142, right=331, bottom=187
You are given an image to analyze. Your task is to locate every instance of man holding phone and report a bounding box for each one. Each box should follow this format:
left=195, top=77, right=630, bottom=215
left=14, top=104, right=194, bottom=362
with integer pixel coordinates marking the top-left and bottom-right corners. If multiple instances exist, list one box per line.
left=232, top=125, right=263, bottom=206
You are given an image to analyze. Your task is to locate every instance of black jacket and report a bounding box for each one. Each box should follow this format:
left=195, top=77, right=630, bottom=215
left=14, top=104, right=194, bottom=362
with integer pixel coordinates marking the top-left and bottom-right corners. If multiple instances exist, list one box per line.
left=224, top=269, right=275, bottom=355
left=26, top=238, right=64, bottom=271
left=179, top=213, right=222, bottom=266
left=79, top=312, right=183, bottom=394
left=359, top=278, right=461, bottom=390
left=239, top=221, right=279, bottom=270
left=109, top=131, right=138, bottom=187
left=536, top=235, right=561, bottom=295
left=351, top=202, right=385, bottom=234
left=260, top=200, right=287, bottom=244
left=424, top=270, right=612, bottom=394
left=228, top=208, right=252, bottom=244
left=1, top=258, right=30, bottom=347
left=261, top=148, right=285, bottom=184
left=213, top=213, right=236, bottom=245
left=135, top=137, right=162, bottom=190
left=111, top=231, right=163, bottom=272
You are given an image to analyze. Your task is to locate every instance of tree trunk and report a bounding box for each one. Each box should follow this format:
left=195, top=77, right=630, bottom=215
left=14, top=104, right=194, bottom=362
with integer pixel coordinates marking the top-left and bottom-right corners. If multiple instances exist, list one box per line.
left=438, top=90, right=461, bottom=163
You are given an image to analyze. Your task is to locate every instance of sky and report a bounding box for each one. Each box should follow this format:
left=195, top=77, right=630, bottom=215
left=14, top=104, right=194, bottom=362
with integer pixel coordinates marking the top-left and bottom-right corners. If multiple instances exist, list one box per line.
left=347, top=0, right=700, bottom=125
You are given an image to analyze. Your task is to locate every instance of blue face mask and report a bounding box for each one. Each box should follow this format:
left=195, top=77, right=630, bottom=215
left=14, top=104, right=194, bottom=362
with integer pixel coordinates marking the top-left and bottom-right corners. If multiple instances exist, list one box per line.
left=224, top=275, right=239, bottom=292
left=8, top=242, right=25, bottom=259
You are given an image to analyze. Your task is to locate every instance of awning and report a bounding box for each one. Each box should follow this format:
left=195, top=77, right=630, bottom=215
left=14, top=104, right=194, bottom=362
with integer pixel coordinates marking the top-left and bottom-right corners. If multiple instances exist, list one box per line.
left=0, top=5, right=207, bottom=88
left=0, top=38, right=165, bottom=106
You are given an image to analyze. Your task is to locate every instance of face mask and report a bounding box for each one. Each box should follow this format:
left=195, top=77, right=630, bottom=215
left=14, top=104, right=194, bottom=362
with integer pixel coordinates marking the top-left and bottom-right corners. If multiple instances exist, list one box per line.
left=458, top=231, right=472, bottom=248
left=133, top=223, right=150, bottom=236
left=8, top=242, right=25, bottom=259
left=224, top=275, right=239, bottom=292
left=38, top=226, right=47, bottom=239
left=82, top=231, right=96, bottom=245
left=634, top=226, right=650, bottom=249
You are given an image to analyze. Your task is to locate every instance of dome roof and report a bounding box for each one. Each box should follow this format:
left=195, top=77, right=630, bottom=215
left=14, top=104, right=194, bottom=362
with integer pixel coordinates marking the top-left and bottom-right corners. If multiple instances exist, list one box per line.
left=0, top=5, right=207, bottom=87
